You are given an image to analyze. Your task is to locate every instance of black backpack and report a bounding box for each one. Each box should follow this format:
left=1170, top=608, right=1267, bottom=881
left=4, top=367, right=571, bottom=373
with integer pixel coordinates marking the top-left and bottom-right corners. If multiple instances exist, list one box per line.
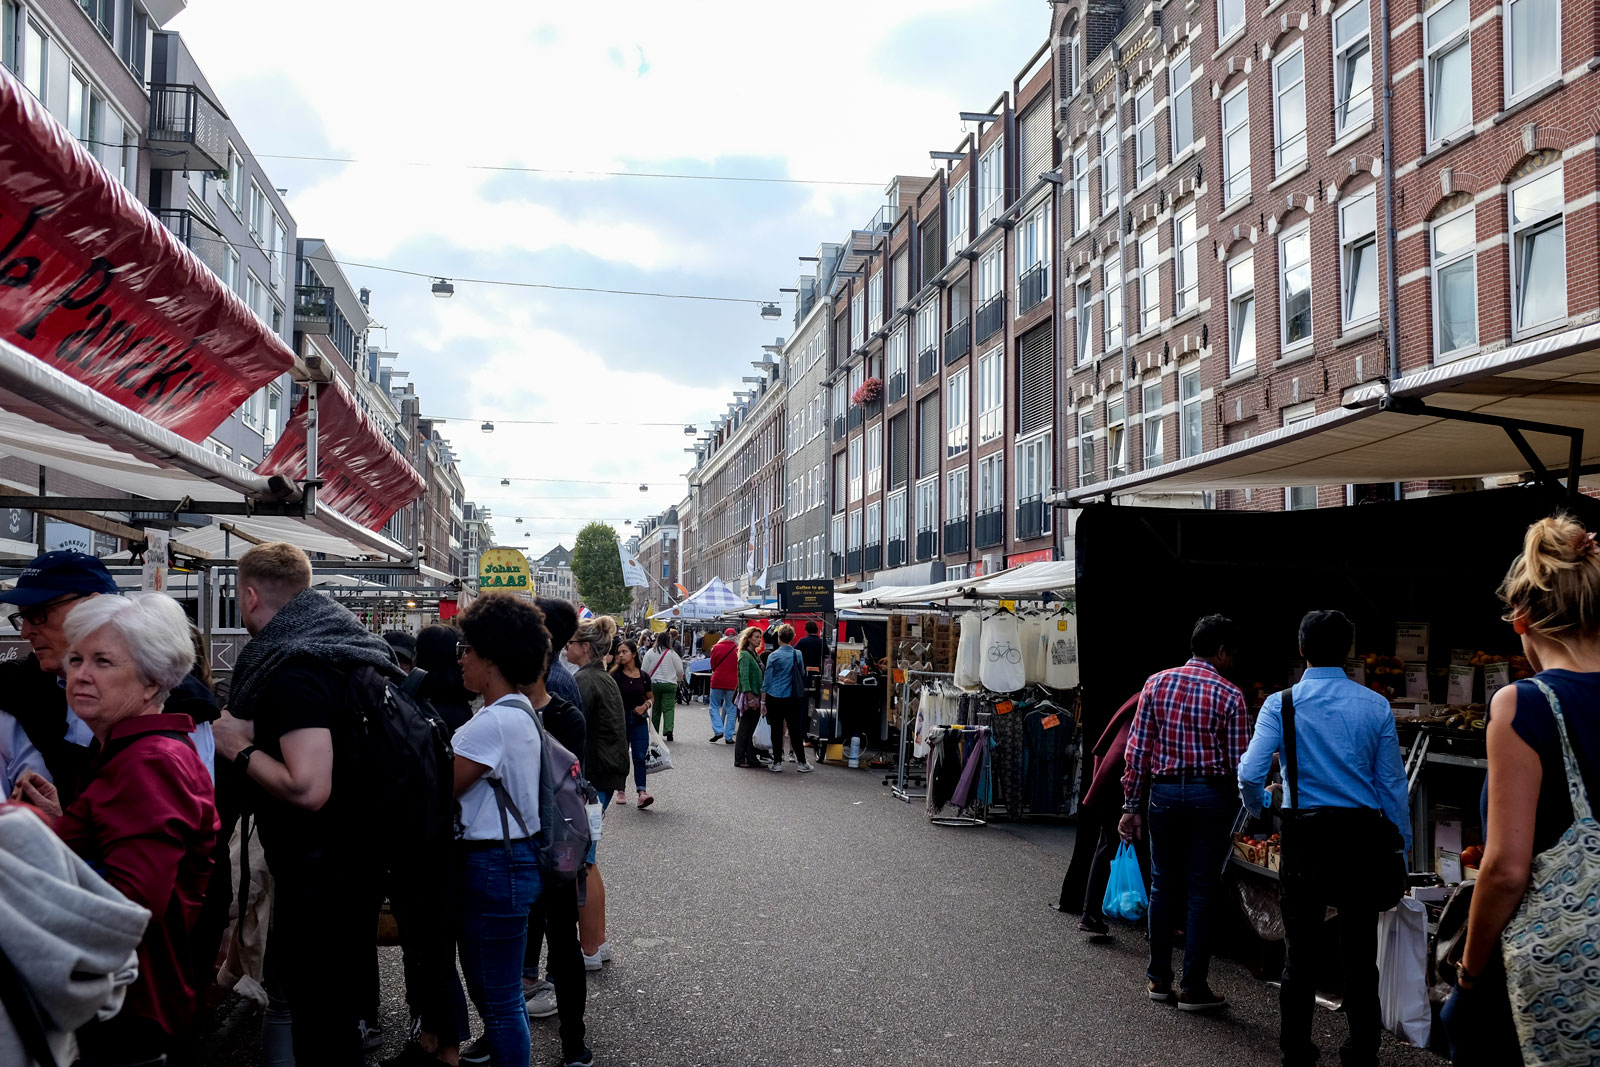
left=345, top=664, right=456, bottom=852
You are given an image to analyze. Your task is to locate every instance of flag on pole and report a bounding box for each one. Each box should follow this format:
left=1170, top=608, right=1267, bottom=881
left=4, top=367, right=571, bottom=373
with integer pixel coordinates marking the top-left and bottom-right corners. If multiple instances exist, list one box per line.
left=618, top=540, right=649, bottom=588
left=577, top=604, right=595, bottom=620
left=746, top=511, right=758, bottom=576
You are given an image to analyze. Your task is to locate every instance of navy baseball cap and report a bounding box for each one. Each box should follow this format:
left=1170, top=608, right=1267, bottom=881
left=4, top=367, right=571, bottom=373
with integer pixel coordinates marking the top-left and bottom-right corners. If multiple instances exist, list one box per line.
left=0, top=551, right=119, bottom=607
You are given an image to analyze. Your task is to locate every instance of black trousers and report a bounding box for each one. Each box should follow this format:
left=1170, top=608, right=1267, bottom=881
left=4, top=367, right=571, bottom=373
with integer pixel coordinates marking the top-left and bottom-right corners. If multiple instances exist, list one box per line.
left=733, top=705, right=763, bottom=765
left=524, top=877, right=588, bottom=1059
left=389, top=846, right=469, bottom=1045
left=270, top=858, right=374, bottom=1066
left=1279, top=856, right=1382, bottom=1067
left=767, top=695, right=808, bottom=765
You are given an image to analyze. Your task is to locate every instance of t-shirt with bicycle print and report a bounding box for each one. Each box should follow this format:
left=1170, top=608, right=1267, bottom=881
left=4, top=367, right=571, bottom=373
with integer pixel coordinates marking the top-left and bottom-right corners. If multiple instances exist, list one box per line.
left=979, top=613, right=1026, bottom=693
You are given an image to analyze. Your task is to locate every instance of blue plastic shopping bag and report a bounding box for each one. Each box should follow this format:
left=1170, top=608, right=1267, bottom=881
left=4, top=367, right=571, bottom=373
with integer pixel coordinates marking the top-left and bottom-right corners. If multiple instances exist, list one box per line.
left=1102, top=841, right=1149, bottom=922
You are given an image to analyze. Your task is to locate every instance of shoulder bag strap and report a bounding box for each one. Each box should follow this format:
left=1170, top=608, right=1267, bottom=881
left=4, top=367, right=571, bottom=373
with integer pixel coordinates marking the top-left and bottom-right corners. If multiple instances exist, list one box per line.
left=483, top=696, right=537, bottom=854
left=648, top=650, right=669, bottom=680
left=1282, top=685, right=1300, bottom=813
left=401, top=667, right=428, bottom=698
left=1530, top=677, right=1595, bottom=823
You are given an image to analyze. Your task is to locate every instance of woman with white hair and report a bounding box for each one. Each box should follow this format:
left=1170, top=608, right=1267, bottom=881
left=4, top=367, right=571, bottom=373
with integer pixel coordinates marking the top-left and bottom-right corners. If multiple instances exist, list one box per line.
left=10, top=593, right=219, bottom=1066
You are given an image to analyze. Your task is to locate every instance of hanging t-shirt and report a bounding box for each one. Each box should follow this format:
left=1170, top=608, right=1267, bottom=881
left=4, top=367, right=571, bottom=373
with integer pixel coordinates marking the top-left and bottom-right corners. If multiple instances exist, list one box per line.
left=980, top=612, right=1027, bottom=693
left=1044, top=611, right=1080, bottom=689
left=1021, top=616, right=1048, bottom=685
left=953, top=611, right=984, bottom=690
left=452, top=695, right=544, bottom=842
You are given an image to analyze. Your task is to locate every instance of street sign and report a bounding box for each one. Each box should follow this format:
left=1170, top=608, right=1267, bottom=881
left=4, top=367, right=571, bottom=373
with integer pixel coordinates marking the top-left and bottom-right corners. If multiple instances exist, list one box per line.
left=778, top=579, right=834, bottom=613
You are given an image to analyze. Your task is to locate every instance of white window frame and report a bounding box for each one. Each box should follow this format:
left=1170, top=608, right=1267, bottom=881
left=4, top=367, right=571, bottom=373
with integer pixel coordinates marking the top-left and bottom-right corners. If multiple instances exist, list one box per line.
left=868, top=271, right=883, bottom=333
left=1228, top=254, right=1256, bottom=372
left=887, top=323, right=907, bottom=383
left=248, top=181, right=265, bottom=243
left=1016, top=431, right=1053, bottom=532
left=1170, top=49, right=1196, bottom=157
left=1424, top=0, right=1472, bottom=146
left=1138, top=229, right=1161, bottom=334
left=866, top=500, right=882, bottom=551
left=1134, top=84, right=1157, bottom=185
left=1077, top=410, right=1095, bottom=483
left=1340, top=188, right=1379, bottom=327
left=1018, top=200, right=1050, bottom=284
left=978, top=243, right=1003, bottom=305
left=1331, top=0, right=1373, bottom=136
left=1505, top=0, right=1561, bottom=103
left=848, top=437, right=862, bottom=502
left=887, top=489, right=907, bottom=543
left=1509, top=166, right=1566, bottom=336
left=22, top=18, right=47, bottom=103
left=1100, top=121, right=1120, bottom=216
left=977, top=346, right=1003, bottom=443
left=1222, top=84, right=1251, bottom=204
left=915, top=476, right=938, bottom=533
left=1283, top=402, right=1319, bottom=509
left=1219, top=0, right=1246, bottom=41
left=1174, top=205, right=1199, bottom=313
left=947, top=177, right=970, bottom=259
left=850, top=291, right=864, bottom=350
left=1273, top=44, right=1307, bottom=173
left=945, top=467, right=969, bottom=522
left=221, top=242, right=240, bottom=294
left=977, top=452, right=1004, bottom=516
left=978, top=139, right=1005, bottom=229
left=1072, top=147, right=1090, bottom=235
left=866, top=424, right=883, bottom=495
left=1075, top=278, right=1093, bottom=365
left=1279, top=222, right=1313, bottom=350
left=915, top=300, right=938, bottom=367
left=1107, top=393, right=1128, bottom=478
left=1180, top=366, right=1203, bottom=458
left=847, top=509, right=862, bottom=552
left=946, top=367, right=970, bottom=457
left=270, top=212, right=288, bottom=292
left=1142, top=380, right=1165, bottom=469
left=1431, top=205, right=1478, bottom=361
left=1104, top=255, right=1124, bottom=351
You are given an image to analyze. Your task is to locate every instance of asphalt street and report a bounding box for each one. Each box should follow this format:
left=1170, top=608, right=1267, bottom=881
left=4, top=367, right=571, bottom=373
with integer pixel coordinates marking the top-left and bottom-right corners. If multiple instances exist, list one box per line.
left=201, top=700, right=1444, bottom=1067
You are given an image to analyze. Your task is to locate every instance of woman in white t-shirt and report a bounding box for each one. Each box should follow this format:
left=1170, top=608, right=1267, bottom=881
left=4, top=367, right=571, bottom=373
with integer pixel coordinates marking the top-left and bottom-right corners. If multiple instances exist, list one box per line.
left=451, top=593, right=549, bottom=1067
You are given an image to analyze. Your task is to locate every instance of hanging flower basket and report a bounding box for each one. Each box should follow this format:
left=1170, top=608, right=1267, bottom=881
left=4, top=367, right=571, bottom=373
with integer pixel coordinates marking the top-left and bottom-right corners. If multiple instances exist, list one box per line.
left=852, top=377, right=883, bottom=405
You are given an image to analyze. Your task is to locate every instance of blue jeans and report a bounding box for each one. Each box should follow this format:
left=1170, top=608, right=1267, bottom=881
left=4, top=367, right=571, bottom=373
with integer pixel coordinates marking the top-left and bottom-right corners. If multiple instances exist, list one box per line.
left=709, top=687, right=737, bottom=739
left=1145, top=779, right=1237, bottom=993
left=584, top=791, right=612, bottom=864
left=457, top=841, right=542, bottom=1067
left=627, top=713, right=649, bottom=791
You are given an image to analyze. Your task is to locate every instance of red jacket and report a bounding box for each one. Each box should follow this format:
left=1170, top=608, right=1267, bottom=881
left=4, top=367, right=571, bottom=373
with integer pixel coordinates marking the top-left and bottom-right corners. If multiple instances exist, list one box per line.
left=709, top=638, right=739, bottom=690
left=56, top=713, right=218, bottom=1037
left=1082, top=695, right=1141, bottom=814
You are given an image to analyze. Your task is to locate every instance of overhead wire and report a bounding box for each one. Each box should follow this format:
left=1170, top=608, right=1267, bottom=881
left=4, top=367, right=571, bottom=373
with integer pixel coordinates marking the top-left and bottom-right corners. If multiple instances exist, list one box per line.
left=251, top=152, right=885, bottom=188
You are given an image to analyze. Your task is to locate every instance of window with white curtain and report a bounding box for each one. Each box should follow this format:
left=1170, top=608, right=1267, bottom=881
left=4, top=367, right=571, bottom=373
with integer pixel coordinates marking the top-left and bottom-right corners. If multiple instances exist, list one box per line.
left=1077, top=410, right=1094, bottom=483
left=1510, top=167, right=1566, bottom=334
left=1506, top=0, right=1560, bottom=101
left=1219, top=0, right=1246, bottom=40
left=850, top=291, right=864, bottom=350
left=848, top=437, right=862, bottom=501
left=1332, top=0, right=1373, bottom=135
left=1107, top=394, right=1128, bottom=477
left=1425, top=0, right=1471, bottom=145
left=1432, top=207, right=1477, bottom=359
left=978, top=452, right=1004, bottom=512
left=868, top=271, right=883, bottom=332
left=945, top=468, right=968, bottom=521
left=1340, top=189, right=1378, bottom=326
left=1180, top=366, right=1203, bottom=457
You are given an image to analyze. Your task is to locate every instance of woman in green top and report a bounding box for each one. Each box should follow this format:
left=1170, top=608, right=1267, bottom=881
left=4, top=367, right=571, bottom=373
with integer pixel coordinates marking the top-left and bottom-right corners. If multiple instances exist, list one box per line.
left=732, top=626, right=766, bottom=768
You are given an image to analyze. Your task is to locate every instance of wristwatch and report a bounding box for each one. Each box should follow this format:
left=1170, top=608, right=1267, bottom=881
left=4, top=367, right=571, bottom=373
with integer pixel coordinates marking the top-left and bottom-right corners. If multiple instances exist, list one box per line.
left=234, top=745, right=257, bottom=773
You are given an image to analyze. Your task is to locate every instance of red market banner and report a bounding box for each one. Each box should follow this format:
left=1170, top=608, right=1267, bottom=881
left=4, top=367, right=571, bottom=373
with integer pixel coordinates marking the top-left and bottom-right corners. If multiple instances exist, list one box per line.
left=1005, top=548, right=1056, bottom=566
left=0, top=68, right=293, bottom=440
left=260, top=377, right=424, bottom=530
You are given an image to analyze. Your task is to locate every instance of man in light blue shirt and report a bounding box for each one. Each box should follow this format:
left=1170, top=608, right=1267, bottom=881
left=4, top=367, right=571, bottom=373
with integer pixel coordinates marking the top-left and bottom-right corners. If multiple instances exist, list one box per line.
left=1238, top=610, right=1411, bottom=1067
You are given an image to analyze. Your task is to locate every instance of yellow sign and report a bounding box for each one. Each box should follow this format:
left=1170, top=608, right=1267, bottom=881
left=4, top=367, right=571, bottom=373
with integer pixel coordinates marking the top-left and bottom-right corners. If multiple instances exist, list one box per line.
left=650, top=619, right=667, bottom=633
left=478, top=548, right=532, bottom=593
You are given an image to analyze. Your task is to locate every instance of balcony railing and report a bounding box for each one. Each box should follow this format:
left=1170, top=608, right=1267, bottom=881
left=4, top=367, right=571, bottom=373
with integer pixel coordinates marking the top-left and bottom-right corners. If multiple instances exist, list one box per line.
left=1019, top=264, right=1048, bottom=313
left=864, top=544, right=882, bottom=572
left=1016, top=495, right=1050, bottom=540
left=833, top=414, right=846, bottom=441
left=831, top=553, right=845, bottom=578
left=846, top=549, right=862, bottom=574
left=294, top=284, right=335, bottom=335
left=944, top=319, right=971, bottom=364
left=975, top=506, right=1005, bottom=549
left=887, top=371, right=907, bottom=405
left=975, top=294, right=1005, bottom=344
left=864, top=397, right=882, bottom=421
left=848, top=405, right=863, bottom=430
left=888, top=538, right=906, bottom=568
left=943, top=517, right=969, bottom=555
left=148, top=83, right=228, bottom=173
left=917, top=344, right=938, bottom=384
left=155, top=209, right=225, bottom=276
left=915, top=528, right=938, bottom=561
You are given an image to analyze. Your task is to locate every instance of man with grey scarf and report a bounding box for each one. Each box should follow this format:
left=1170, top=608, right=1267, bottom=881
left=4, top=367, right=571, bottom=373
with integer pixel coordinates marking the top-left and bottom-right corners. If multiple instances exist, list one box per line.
left=213, top=542, right=404, bottom=1067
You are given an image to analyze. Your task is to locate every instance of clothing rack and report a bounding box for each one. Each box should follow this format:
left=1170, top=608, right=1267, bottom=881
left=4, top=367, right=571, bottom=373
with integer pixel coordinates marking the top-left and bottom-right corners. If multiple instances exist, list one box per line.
left=925, top=722, right=991, bottom=827
left=892, top=669, right=953, bottom=803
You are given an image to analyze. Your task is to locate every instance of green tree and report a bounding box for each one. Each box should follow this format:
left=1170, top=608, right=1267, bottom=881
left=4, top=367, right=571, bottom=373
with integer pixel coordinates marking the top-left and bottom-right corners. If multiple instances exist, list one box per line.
left=570, top=522, right=630, bottom=616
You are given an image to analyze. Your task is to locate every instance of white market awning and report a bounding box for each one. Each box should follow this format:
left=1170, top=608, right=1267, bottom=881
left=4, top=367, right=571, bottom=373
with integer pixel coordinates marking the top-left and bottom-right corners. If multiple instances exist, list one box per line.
left=967, top=559, right=1076, bottom=600
left=1069, top=322, right=1600, bottom=500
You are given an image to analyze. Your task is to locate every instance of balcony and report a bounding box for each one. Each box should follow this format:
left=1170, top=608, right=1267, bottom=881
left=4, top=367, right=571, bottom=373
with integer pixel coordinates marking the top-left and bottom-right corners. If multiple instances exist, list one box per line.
left=864, top=544, right=882, bottom=572
left=975, top=507, right=1005, bottom=549
left=915, top=528, right=938, bottom=560
left=975, top=294, right=1006, bottom=344
left=943, top=517, right=969, bottom=555
left=917, top=344, right=937, bottom=384
left=846, top=549, right=862, bottom=574
left=294, top=284, right=335, bottom=335
left=148, top=83, right=228, bottom=173
left=1019, top=265, right=1048, bottom=314
left=848, top=404, right=863, bottom=430
left=155, top=209, right=225, bottom=276
left=833, top=414, right=846, bottom=441
left=1016, top=495, right=1050, bottom=540
left=888, top=538, right=906, bottom=568
left=864, top=397, right=882, bottom=421
left=831, top=553, right=845, bottom=578
left=887, top=371, right=907, bottom=405
left=944, top=319, right=971, bottom=364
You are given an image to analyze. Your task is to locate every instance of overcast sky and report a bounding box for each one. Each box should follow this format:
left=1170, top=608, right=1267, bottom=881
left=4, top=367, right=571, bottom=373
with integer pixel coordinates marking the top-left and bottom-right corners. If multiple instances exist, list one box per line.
left=170, top=0, right=1050, bottom=561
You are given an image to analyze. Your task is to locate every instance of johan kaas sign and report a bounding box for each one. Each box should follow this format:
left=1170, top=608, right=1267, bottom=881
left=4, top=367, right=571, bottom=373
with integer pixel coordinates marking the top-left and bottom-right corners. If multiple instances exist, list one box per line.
left=478, top=548, right=532, bottom=594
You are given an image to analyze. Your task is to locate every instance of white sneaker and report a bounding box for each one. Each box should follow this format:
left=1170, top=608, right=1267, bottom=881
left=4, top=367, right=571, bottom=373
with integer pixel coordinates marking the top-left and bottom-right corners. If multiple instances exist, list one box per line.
left=795, top=763, right=814, bottom=773
left=582, top=951, right=603, bottom=971
left=598, top=941, right=612, bottom=962
left=525, top=981, right=558, bottom=1019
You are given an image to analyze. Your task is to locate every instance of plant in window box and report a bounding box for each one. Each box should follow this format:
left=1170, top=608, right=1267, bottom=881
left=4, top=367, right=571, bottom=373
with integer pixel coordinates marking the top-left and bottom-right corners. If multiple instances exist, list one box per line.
left=851, top=377, right=883, bottom=405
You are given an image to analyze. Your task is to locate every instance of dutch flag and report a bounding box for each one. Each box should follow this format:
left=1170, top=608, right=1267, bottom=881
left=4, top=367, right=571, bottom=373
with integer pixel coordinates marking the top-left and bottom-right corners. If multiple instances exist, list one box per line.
left=577, top=604, right=595, bottom=620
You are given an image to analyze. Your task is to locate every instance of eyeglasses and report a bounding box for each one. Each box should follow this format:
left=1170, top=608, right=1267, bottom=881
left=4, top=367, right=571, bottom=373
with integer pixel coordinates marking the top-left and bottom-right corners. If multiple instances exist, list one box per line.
left=456, top=641, right=472, bottom=659
left=7, top=593, right=90, bottom=631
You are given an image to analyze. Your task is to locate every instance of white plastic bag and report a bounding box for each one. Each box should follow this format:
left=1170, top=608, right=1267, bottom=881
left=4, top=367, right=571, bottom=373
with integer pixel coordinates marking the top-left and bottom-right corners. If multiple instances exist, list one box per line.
left=1377, top=897, right=1431, bottom=1047
left=645, top=719, right=673, bottom=772
left=752, top=716, right=772, bottom=750
left=953, top=611, right=983, bottom=689
left=979, top=612, right=1026, bottom=693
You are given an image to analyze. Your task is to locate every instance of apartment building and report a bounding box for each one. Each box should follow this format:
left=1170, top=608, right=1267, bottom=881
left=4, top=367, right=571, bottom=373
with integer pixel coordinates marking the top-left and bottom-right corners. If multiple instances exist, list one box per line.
left=779, top=244, right=841, bottom=585
left=534, top=544, right=577, bottom=605
left=462, top=501, right=493, bottom=577
left=631, top=506, right=679, bottom=612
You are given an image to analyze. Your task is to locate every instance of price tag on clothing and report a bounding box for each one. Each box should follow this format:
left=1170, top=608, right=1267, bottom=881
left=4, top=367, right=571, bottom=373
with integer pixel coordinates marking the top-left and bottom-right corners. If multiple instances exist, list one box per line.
left=1000, top=600, right=1017, bottom=612
left=994, top=701, right=1014, bottom=715
left=1057, top=619, right=1069, bottom=632
left=1041, top=713, right=1060, bottom=729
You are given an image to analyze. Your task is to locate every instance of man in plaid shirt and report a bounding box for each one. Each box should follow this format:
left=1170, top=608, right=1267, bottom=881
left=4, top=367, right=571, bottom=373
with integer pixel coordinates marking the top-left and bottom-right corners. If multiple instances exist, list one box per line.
left=1119, top=614, right=1248, bottom=1012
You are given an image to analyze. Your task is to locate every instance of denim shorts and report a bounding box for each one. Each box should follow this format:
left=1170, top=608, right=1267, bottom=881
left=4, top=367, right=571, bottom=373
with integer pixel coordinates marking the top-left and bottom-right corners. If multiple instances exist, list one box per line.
left=584, top=790, right=613, bottom=864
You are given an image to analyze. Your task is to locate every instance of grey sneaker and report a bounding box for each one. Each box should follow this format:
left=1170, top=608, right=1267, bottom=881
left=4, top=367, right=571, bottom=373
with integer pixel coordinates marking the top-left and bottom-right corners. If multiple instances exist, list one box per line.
left=460, top=1037, right=491, bottom=1065
left=526, top=980, right=558, bottom=1019
left=768, top=760, right=783, bottom=772
left=795, top=762, right=814, bottom=773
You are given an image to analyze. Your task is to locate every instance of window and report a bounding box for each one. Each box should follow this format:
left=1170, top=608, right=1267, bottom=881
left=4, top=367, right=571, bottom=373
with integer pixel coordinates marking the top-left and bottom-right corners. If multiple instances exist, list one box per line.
left=119, top=2, right=149, bottom=83
left=1104, top=255, right=1124, bottom=350
left=977, top=347, right=1003, bottom=443
left=266, top=381, right=283, bottom=445
left=1077, top=411, right=1095, bottom=483
left=1332, top=0, right=1373, bottom=135
left=832, top=514, right=845, bottom=557
left=1340, top=189, right=1378, bottom=326
left=866, top=501, right=882, bottom=551
left=2, top=3, right=15, bottom=75
left=888, top=324, right=907, bottom=383
left=866, top=425, right=883, bottom=494
left=1510, top=168, right=1566, bottom=334
left=978, top=453, right=1004, bottom=512
left=1279, top=224, right=1312, bottom=347
left=978, top=140, right=1004, bottom=228
left=241, top=387, right=264, bottom=431
left=1134, top=85, right=1157, bottom=185
left=1072, top=148, right=1090, bottom=235
left=67, top=70, right=87, bottom=145
left=1142, top=381, right=1165, bottom=469
left=1228, top=255, right=1256, bottom=370
left=1506, top=0, right=1560, bottom=100
left=850, top=291, right=864, bottom=350
left=833, top=452, right=847, bottom=512
left=1174, top=206, right=1198, bottom=313
left=946, top=368, right=969, bottom=457
left=245, top=272, right=266, bottom=326
left=915, top=301, right=937, bottom=364
left=868, top=271, right=883, bottom=333
left=947, top=177, right=970, bottom=259
left=1274, top=45, right=1307, bottom=173
left=1017, top=432, right=1052, bottom=516
left=888, top=490, right=906, bottom=543
left=1180, top=366, right=1203, bottom=457
left=978, top=244, right=1003, bottom=306
left=916, top=478, right=938, bottom=532
left=1432, top=207, right=1477, bottom=359
left=78, top=0, right=113, bottom=39
left=271, top=214, right=288, bottom=292
left=1107, top=395, right=1128, bottom=477
left=1138, top=230, right=1161, bottom=333
left=221, top=243, right=239, bottom=294
left=249, top=182, right=266, bottom=242
left=1219, top=0, right=1246, bottom=40
left=1100, top=121, right=1120, bottom=215
left=1425, top=0, right=1471, bottom=144
left=1284, top=403, right=1319, bottom=509
left=1222, top=86, right=1251, bottom=203
left=226, top=148, right=243, bottom=210
left=1170, top=50, right=1195, bottom=156
left=1075, top=279, right=1092, bottom=365
left=1018, top=201, right=1050, bottom=285
left=22, top=19, right=45, bottom=102
left=945, top=468, right=968, bottom=521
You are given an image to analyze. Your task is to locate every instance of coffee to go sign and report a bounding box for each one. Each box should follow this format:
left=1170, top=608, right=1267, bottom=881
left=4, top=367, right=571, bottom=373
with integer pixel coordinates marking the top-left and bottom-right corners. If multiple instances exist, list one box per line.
left=478, top=548, right=531, bottom=592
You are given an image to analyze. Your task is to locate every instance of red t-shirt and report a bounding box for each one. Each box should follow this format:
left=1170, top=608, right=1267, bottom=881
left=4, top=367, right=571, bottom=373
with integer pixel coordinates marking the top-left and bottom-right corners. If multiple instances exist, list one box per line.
left=709, top=639, right=739, bottom=690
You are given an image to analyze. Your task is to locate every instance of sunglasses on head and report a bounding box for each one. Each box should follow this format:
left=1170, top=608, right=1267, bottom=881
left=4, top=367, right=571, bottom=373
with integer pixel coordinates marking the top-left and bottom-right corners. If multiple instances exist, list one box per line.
left=6, top=593, right=90, bottom=631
